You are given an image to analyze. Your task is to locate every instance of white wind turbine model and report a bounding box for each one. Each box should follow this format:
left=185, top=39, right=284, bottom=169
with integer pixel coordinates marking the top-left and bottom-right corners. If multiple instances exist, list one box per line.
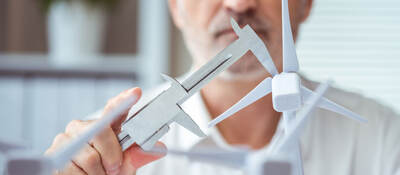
left=208, top=0, right=367, bottom=174
left=0, top=96, right=136, bottom=175
left=153, top=82, right=332, bottom=175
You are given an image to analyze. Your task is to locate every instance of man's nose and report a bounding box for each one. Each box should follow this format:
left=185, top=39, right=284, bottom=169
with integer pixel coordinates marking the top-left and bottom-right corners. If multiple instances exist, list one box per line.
left=223, top=0, right=257, bottom=14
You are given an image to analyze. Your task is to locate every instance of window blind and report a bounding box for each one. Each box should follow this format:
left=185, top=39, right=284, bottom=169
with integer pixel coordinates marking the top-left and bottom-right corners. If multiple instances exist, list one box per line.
left=297, top=0, right=400, bottom=112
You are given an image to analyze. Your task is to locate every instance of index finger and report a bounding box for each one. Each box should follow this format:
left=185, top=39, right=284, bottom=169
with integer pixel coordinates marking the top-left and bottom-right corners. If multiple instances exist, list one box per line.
left=102, top=87, right=142, bottom=132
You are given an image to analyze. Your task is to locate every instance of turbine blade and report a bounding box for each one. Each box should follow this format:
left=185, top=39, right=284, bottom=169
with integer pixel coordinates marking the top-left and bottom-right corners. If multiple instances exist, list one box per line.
left=250, top=35, right=280, bottom=76
left=301, top=86, right=367, bottom=123
left=208, top=77, right=273, bottom=127
left=293, top=143, right=304, bottom=175
left=282, top=0, right=299, bottom=73
left=49, top=96, right=138, bottom=169
left=151, top=147, right=248, bottom=169
left=174, top=110, right=206, bottom=137
left=276, top=82, right=330, bottom=152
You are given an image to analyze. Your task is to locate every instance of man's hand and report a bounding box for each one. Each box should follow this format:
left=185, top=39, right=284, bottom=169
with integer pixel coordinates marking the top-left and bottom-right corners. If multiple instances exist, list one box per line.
left=45, top=88, right=166, bottom=175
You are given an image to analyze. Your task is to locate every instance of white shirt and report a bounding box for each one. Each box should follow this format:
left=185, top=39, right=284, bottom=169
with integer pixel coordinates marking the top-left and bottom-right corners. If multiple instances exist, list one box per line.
left=130, top=77, right=400, bottom=175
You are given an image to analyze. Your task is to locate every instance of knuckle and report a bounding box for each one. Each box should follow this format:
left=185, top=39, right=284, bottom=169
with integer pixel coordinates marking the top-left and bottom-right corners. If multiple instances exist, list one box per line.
left=82, top=149, right=101, bottom=169
left=96, top=126, right=113, bottom=138
left=53, top=133, right=70, bottom=145
left=46, top=133, right=70, bottom=155
left=108, top=151, right=123, bottom=167
left=105, top=99, right=113, bottom=106
left=90, top=130, right=122, bottom=168
left=65, top=120, right=82, bottom=133
left=104, top=145, right=122, bottom=163
left=106, top=98, right=117, bottom=107
left=104, top=100, right=116, bottom=112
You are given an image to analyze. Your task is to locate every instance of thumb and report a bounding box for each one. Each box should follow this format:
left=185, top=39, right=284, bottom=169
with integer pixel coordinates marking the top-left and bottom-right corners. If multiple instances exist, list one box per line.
left=119, top=142, right=167, bottom=174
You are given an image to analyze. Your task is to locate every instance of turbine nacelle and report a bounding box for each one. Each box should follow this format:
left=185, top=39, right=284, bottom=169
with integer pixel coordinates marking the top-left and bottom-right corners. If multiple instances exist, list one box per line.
left=272, top=73, right=302, bottom=112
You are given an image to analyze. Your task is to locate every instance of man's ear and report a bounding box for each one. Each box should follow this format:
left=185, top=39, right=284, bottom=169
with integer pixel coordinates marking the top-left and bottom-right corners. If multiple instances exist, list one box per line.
left=300, top=0, right=313, bottom=23
left=168, top=0, right=184, bottom=29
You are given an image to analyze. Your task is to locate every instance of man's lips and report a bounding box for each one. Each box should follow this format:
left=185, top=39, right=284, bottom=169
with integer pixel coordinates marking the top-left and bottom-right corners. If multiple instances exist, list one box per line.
left=215, top=29, right=236, bottom=39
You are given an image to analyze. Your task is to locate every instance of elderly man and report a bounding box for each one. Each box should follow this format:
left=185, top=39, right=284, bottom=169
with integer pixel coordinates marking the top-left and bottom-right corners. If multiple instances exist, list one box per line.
left=46, top=0, right=400, bottom=175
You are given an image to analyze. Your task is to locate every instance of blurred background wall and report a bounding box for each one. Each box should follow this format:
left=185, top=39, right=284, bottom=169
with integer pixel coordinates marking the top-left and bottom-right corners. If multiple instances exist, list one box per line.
left=0, top=0, right=172, bottom=153
left=0, top=0, right=399, bottom=156
left=0, top=0, right=139, bottom=54
left=297, top=0, right=400, bottom=113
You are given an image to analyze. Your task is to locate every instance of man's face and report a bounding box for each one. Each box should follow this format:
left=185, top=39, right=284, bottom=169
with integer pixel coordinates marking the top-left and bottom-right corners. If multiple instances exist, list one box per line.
left=169, top=0, right=312, bottom=80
